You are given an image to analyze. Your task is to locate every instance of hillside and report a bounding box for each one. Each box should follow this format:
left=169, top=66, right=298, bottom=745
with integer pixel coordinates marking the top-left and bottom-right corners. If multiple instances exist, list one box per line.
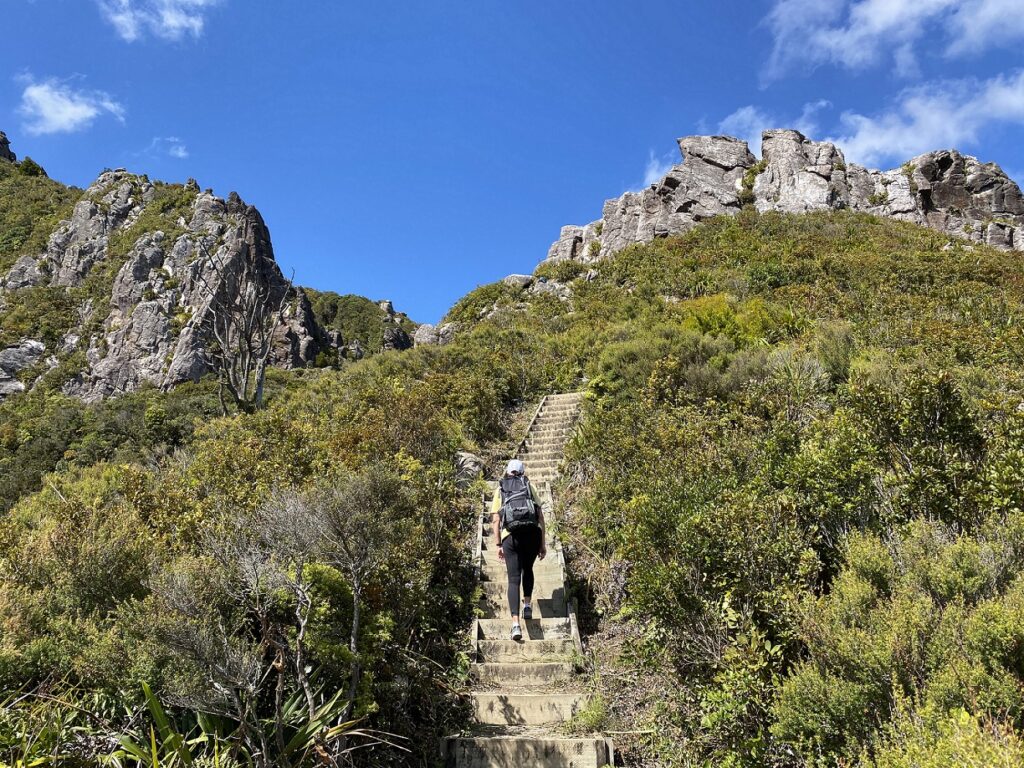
left=4, top=130, right=1024, bottom=766
left=0, top=140, right=414, bottom=405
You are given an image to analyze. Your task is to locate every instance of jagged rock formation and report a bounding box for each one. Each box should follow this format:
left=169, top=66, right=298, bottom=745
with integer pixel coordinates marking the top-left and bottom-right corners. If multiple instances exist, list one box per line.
left=543, top=129, right=1024, bottom=266
left=0, top=132, right=14, bottom=163
left=0, top=166, right=345, bottom=402
left=413, top=322, right=459, bottom=347
left=0, top=128, right=421, bottom=403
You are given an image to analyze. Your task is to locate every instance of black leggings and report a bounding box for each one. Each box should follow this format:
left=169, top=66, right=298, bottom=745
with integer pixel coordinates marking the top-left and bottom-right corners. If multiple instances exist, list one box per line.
left=502, top=526, right=542, bottom=617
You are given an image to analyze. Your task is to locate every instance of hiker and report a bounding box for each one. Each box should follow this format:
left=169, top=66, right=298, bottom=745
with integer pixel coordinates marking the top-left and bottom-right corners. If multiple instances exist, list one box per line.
left=492, top=459, right=546, bottom=641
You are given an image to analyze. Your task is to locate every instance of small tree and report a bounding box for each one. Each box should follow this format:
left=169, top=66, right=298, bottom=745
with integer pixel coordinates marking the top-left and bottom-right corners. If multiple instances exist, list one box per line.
left=193, top=225, right=293, bottom=415
left=314, top=466, right=411, bottom=718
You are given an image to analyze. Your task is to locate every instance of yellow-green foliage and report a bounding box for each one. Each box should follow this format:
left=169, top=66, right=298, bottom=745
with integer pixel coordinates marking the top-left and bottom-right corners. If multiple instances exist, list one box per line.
left=864, top=707, right=1024, bottom=768
left=305, top=288, right=417, bottom=354
left=0, top=159, right=79, bottom=273
left=6, top=209, right=1024, bottom=764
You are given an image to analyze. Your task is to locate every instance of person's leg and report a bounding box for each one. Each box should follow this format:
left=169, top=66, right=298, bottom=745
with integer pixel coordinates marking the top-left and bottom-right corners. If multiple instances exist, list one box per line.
left=519, top=527, right=542, bottom=610
left=502, top=535, right=522, bottom=623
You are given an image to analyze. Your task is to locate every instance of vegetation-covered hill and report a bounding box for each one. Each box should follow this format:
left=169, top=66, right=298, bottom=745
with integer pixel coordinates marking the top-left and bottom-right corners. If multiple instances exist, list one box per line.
left=4, top=208, right=1024, bottom=765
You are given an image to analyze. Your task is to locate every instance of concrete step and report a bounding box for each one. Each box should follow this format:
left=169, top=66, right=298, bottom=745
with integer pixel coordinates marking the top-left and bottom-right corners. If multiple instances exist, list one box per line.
left=477, top=618, right=570, bottom=640
left=479, top=580, right=565, bottom=602
left=477, top=638, right=576, bottom=663
left=480, top=563, right=563, bottom=581
left=445, top=735, right=610, bottom=768
left=523, top=458, right=560, bottom=468
left=478, top=592, right=566, bottom=619
left=471, top=692, right=590, bottom=726
left=519, top=452, right=565, bottom=462
left=471, top=662, right=574, bottom=686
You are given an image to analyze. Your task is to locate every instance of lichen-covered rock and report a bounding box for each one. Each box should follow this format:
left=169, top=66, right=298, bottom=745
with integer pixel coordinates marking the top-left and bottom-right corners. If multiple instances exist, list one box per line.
left=754, top=129, right=849, bottom=212
left=413, top=323, right=439, bottom=347
left=542, top=129, right=1024, bottom=268
left=382, top=325, right=412, bottom=352
left=2, top=255, right=43, bottom=289
left=502, top=274, right=534, bottom=290
left=0, top=340, right=44, bottom=397
left=1, top=170, right=349, bottom=402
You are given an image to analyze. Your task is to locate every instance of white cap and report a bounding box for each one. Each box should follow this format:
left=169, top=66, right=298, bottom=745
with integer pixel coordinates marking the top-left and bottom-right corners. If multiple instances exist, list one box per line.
left=505, top=459, right=525, bottom=475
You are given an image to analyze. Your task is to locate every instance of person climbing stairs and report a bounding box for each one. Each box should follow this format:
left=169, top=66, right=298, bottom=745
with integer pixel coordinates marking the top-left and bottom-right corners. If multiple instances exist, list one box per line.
left=444, top=392, right=615, bottom=767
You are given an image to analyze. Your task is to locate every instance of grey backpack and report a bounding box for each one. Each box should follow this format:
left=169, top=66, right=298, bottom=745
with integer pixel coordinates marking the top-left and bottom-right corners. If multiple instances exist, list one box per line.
left=499, top=475, right=539, bottom=531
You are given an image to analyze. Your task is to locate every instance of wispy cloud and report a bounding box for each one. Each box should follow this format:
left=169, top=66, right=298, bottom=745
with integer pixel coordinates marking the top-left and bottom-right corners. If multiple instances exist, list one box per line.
left=827, top=69, right=1024, bottom=166
left=98, top=0, right=221, bottom=42
left=18, top=76, right=125, bottom=136
left=717, top=100, right=833, bottom=154
left=718, top=106, right=773, bottom=154
left=764, top=0, right=1024, bottom=81
left=639, top=149, right=676, bottom=188
left=142, top=136, right=189, bottom=159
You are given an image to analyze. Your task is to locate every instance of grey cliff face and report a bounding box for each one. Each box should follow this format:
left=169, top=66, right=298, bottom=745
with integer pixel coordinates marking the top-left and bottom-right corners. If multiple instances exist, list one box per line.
left=0, top=131, right=15, bottom=163
left=0, top=340, right=45, bottom=398
left=543, top=129, right=1024, bottom=268
left=547, top=135, right=754, bottom=264
left=1, top=170, right=344, bottom=403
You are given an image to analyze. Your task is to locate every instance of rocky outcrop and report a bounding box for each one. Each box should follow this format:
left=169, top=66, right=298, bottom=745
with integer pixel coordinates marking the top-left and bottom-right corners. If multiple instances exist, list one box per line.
left=546, top=136, right=754, bottom=264
left=413, top=322, right=459, bottom=347
left=542, top=129, right=1024, bottom=267
left=1, top=169, right=348, bottom=402
left=0, top=132, right=14, bottom=163
left=0, top=340, right=44, bottom=397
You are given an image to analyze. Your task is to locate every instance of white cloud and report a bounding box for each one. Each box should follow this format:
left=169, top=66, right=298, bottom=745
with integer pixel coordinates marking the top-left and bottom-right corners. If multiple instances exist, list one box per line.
left=765, top=0, right=1024, bottom=80
left=718, top=105, right=774, bottom=154
left=828, top=70, right=1024, bottom=166
left=18, top=77, right=125, bottom=136
left=639, top=149, right=676, bottom=189
left=143, top=136, right=189, bottom=159
left=98, top=0, right=221, bottom=42
left=717, top=101, right=833, bottom=154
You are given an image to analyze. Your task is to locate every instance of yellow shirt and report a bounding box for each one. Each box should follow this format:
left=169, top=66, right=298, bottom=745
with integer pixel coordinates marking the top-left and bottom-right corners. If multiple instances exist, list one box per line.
left=492, top=477, right=543, bottom=541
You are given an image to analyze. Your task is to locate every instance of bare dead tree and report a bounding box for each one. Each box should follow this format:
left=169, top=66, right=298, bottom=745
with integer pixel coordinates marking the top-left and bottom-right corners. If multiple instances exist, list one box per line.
left=192, top=221, right=293, bottom=415
left=313, top=468, right=410, bottom=721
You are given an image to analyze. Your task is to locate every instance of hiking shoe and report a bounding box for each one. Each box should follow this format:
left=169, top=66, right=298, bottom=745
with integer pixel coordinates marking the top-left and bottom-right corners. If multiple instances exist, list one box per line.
left=510, top=623, right=523, bottom=641
left=522, top=603, right=533, bottom=620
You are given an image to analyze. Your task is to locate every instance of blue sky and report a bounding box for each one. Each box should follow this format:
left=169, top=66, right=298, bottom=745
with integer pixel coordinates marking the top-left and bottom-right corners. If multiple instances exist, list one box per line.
left=3, top=1, right=1023, bottom=322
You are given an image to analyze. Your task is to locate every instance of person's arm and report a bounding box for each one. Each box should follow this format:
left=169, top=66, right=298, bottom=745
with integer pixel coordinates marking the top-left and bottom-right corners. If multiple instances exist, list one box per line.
left=537, top=506, right=547, bottom=559
left=530, top=483, right=548, bottom=559
left=492, top=491, right=505, bottom=559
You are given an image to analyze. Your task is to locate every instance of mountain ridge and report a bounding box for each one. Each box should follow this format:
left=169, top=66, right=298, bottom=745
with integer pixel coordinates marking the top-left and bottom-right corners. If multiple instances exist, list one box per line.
left=544, top=128, right=1024, bottom=267
left=0, top=144, right=414, bottom=402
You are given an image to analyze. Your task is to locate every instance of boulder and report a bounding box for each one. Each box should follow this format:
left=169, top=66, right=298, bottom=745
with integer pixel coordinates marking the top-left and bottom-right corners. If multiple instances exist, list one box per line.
left=0, top=340, right=45, bottom=397
left=502, top=274, right=534, bottom=290
left=413, top=323, right=439, bottom=346
left=382, top=325, right=412, bottom=352
left=436, top=322, right=459, bottom=345
left=0, top=131, right=15, bottom=163
left=2, top=255, right=43, bottom=289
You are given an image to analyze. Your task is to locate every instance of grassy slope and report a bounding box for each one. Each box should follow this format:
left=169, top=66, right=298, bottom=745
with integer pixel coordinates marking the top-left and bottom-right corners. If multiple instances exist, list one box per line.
left=4, top=209, right=1024, bottom=765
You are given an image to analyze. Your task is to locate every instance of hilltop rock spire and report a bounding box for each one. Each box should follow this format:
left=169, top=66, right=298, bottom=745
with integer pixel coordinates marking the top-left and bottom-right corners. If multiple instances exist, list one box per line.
left=0, top=131, right=15, bottom=163
left=543, top=128, right=1024, bottom=266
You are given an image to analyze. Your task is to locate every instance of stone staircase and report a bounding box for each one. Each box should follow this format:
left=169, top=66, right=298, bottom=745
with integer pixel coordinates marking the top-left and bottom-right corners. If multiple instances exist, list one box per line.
left=444, top=393, right=614, bottom=767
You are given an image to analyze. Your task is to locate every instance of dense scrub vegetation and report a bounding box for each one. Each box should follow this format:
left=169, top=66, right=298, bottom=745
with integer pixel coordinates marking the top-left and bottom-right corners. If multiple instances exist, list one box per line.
left=307, top=290, right=417, bottom=353
left=0, top=158, right=79, bottom=274
left=5, top=208, right=1024, bottom=765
